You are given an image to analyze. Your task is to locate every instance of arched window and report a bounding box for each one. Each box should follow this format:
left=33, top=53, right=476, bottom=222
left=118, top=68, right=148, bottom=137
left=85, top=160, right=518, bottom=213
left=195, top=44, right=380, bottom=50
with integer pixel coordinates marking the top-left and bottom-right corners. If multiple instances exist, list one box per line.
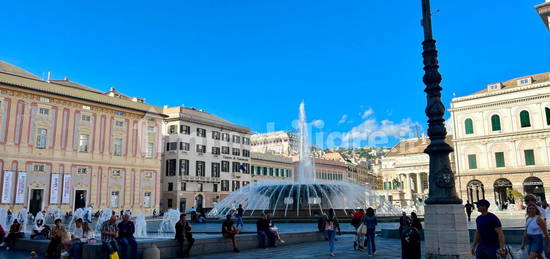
left=465, top=118, right=474, bottom=135
left=520, top=110, right=531, bottom=128
left=491, top=114, right=501, bottom=131
left=546, top=107, right=550, bottom=126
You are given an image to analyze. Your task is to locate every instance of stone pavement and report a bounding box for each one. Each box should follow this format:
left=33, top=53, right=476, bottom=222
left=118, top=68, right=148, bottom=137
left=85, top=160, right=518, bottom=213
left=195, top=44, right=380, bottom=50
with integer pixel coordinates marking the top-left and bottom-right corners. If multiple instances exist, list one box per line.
left=192, top=234, right=425, bottom=259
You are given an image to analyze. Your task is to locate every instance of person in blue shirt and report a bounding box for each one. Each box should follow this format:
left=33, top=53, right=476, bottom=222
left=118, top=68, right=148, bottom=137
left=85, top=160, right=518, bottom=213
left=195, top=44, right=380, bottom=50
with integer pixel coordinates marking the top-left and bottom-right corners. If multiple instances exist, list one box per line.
left=471, top=199, right=507, bottom=259
left=117, top=211, right=137, bottom=259
left=363, top=207, right=378, bottom=256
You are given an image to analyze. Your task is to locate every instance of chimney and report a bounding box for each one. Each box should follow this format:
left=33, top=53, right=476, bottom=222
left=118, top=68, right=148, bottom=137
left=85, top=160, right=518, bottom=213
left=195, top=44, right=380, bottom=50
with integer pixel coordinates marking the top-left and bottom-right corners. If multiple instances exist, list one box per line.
left=64, top=76, right=69, bottom=81
left=110, top=87, right=116, bottom=92
left=421, top=133, right=427, bottom=144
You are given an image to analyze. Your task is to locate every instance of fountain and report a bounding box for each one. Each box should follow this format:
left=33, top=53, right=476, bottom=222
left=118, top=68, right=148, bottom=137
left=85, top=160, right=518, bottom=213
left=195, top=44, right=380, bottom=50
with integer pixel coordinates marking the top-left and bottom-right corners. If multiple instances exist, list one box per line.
left=94, top=208, right=113, bottom=236
left=208, top=101, right=400, bottom=218
left=0, top=208, right=7, bottom=230
left=134, top=213, right=148, bottom=238
left=158, top=209, right=180, bottom=233
left=16, top=208, right=28, bottom=232
left=45, top=207, right=62, bottom=224
left=67, top=208, right=86, bottom=232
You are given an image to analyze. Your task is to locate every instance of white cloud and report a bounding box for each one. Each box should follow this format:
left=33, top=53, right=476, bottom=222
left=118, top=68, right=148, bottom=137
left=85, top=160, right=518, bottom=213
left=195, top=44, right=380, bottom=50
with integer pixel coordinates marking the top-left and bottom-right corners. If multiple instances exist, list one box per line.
left=342, top=116, right=420, bottom=146
left=361, top=108, right=374, bottom=119
left=311, top=119, right=325, bottom=128
left=444, top=116, right=454, bottom=136
left=338, top=114, right=348, bottom=124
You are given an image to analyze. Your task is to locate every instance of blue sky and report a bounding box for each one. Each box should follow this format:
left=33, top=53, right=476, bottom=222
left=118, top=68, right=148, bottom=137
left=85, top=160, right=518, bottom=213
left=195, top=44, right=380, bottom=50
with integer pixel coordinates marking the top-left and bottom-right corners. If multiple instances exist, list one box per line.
left=1, top=0, right=548, bottom=148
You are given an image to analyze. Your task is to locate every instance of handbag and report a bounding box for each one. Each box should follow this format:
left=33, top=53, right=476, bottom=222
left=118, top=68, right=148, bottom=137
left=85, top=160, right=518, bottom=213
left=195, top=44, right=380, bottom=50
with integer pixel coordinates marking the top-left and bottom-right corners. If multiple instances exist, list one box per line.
left=109, top=251, right=119, bottom=259
left=356, top=224, right=368, bottom=235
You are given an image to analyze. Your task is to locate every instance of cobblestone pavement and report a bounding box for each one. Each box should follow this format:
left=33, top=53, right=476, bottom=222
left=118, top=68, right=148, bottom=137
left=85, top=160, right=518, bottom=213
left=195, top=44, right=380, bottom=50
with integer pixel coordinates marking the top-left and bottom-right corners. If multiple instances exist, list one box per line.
left=193, top=235, right=426, bottom=259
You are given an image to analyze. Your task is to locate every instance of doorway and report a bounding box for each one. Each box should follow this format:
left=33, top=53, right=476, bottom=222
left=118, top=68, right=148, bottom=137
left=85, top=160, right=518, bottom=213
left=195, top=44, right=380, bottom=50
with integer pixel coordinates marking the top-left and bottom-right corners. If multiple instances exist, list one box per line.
left=74, top=190, right=87, bottom=211
left=29, top=189, right=43, bottom=216
left=196, top=194, right=204, bottom=211
left=179, top=199, right=186, bottom=213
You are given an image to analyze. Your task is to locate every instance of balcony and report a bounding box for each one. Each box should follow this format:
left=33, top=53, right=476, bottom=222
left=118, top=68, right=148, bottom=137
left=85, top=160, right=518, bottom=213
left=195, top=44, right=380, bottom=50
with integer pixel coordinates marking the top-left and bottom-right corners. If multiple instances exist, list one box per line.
left=232, top=172, right=242, bottom=178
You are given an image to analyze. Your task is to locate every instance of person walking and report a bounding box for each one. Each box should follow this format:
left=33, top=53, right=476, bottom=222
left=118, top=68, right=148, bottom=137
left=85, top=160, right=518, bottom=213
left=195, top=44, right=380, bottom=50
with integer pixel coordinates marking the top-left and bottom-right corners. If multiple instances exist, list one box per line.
left=325, top=209, right=340, bottom=257
left=222, top=214, right=240, bottom=253
left=117, top=211, right=137, bottom=259
left=235, top=204, right=244, bottom=229
left=465, top=201, right=474, bottom=222
left=471, top=199, right=507, bottom=259
left=363, top=207, right=378, bottom=257
left=351, top=209, right=365, bottom=251
left=175, top=213, right=194, bottom=257
left=521, top=203, right=550, bottom=259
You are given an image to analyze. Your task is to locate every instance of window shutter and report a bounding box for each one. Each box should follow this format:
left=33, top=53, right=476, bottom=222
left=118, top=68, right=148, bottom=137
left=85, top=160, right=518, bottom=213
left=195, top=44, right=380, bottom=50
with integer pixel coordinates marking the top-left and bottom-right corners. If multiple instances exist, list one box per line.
left=491, top=115, right=501, bottom=131
left=525, top=150, right=535, bottom=166
left=495, top=152, right=505, bottom=168
left=465, top=119, right=474, bottom=134
left=468, top=154, right=477, bottom=169
left=520, top=110, right=531, bottom=128
left=546, top=108, right=550, bottom=126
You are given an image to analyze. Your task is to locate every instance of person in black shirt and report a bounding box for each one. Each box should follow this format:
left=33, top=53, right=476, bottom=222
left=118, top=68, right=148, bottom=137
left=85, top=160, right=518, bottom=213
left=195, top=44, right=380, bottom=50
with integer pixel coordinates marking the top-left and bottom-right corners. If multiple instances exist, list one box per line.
left=175, top=214, right=194, bottom=257
left=117, top=211, right=137, bottom=259
left=235, top=204, right=244, bottom=229
left=222, top=215, right=240, bottom=252
left=465, top=201, right=474, bottom=222
left=256, top=213, right=275, bottom=248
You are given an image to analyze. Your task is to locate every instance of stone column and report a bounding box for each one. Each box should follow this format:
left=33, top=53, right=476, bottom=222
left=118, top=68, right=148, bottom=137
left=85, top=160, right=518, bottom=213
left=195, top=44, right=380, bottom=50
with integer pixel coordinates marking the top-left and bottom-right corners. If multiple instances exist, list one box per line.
left=417, top=173, right=423, bottom=194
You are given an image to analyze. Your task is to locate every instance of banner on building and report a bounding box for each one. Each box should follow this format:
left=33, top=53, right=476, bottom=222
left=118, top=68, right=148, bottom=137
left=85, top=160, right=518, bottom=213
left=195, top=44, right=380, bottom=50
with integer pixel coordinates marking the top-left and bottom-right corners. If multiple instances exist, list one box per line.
left=50, top=173, right=60, bottom=204
left=15, top=172, right=27, bottom=204
left=1, top=171, right=14, bottom=203
left=62, top=174, right=71, bottom=204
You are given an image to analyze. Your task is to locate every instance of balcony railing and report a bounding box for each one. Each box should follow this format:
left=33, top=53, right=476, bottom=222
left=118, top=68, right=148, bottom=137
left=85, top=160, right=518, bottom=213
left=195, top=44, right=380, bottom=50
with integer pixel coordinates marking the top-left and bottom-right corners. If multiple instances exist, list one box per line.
left=180, top=175, right=220, bottom=182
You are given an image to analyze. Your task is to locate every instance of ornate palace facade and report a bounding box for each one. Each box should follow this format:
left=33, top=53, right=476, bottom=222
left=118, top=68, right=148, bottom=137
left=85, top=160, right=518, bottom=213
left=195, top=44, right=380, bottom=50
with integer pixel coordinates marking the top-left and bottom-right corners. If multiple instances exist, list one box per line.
left=0, top=61, right=164, bottom=215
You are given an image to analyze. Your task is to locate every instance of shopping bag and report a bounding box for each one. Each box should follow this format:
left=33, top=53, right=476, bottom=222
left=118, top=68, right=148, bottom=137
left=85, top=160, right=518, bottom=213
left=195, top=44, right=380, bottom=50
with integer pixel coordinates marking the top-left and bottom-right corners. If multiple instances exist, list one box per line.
left=356, top=224, right=367, bottom=235
left=515, top=248, right=528, bottom=259
left=109, top=251, right=119, bottom=259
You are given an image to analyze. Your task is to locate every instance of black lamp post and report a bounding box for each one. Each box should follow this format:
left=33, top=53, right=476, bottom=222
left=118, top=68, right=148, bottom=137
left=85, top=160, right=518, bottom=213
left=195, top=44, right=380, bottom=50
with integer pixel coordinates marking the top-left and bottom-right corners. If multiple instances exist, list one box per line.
left=420, top=0, right=462, bottom=205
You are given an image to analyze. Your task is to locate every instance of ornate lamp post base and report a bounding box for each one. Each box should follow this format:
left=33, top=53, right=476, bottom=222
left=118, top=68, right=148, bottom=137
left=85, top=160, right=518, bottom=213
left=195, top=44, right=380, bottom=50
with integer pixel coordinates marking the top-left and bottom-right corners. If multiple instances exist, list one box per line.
left=424, top=204, right=470, bottom=259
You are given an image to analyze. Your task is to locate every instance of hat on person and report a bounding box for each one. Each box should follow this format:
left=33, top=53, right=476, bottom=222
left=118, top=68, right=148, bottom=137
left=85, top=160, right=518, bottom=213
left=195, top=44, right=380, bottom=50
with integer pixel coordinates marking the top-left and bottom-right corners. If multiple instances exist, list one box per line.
left=475, top=199, right=490, bottom=207
left=123, top=210, right=132, bottom=216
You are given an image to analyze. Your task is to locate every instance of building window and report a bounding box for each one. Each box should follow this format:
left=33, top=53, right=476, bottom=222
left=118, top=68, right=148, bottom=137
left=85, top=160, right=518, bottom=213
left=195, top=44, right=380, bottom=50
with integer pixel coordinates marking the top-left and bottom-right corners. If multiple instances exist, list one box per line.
left=112, top=170, right=122, bottom=176
left=179, top=142, right=190, bottom=151
left=232, top=162, right=240, bottom=172
left=115, top=111, right=125, bottom=116
left=147, top=118, right=156, bottom=122
left=114, top=138, right=123, bottom=156
left=197, top=128, right=206, bottom=137
left=166, top=159, right=176, bottom=176
left=144, top=192, right=152, bottom=208
left=212, top=131, right=220, bottom=140
left=213, top=183, right=218, bottom=192
left=520, top=110, right=531, bottom=128
left=168, top=125, right=177, bottom=134
left=232, top=148, right=240, bottom=156
left=269, top=168, right=274, bottom=176
left=546, top=108, right=550, bottom=126
left=36, top=128, right=47, bottom=149
left=179, top=159, right=189, bottom=176
left=180, top=125, right=190, bottom=134
left=167, top=199, right=173, bottom=208
left=111, top=191, right=120, bottom=208
left=221, top=161, right=230, bottom=172
left=79, top=134, right=89, bottom=152
left=222, top=146, right=230, bottom=154
left=166, top=142, right=178, bottom=151
left=198, top=183, right=203, bottom=192
left=222, top=133, right=230, bottom=142
left=467, top=154, right=477, bottom=169
left=33, top=164, right=45, bottom=172
left=115, top=121, right=124, bottom=127
left=212, top=147, right=220, bottom=155
left=491, top=115, right=501, bottom=131
left=81, top=115, right=91, bottom=122
left=168, top=182, right=173, bottom=191
left=525, top=149, right=536, bottom=166
left=196, top=144, right=206, bottom=153
left=232, top=181, right=241, bottom=191
left=221, top=180, right=229, bottom=191
left=495, top=152, right=505, bottom=168
left=243, top=137, right=250, bottom=145
left=147, top=126, right=155, bottom=132
left=181, top=183, right=186, bottom=191
left=232, top=135, right=241, bottom=143
left=242, top=150, right=250, bottom=157
left=77, top=168, right=88, bottom=174
left=196, top=161, right=205, bottom=176
left=39, top=107, right=49, bottom=115
left=464, top=119, right=474, bottom=135
left=263, top=167, right=268, bottom=175
left=275, top=168, right=280, bottom=177
left=242, top=163, right=250, bottom=174
left=146, top=142, right=154, bottom=158
left=212, top=163, right=220, bottom=178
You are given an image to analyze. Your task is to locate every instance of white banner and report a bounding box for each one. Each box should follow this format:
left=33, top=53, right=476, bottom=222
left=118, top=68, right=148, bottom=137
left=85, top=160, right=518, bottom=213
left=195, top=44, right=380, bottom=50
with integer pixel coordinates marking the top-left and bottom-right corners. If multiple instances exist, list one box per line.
left=15, top=172, right=27, bottom=204
left=1, top=171, right=14, bottom=203
left=50, top=173, right=60, bottom=204
left=62, top=174, right=71, bottom=204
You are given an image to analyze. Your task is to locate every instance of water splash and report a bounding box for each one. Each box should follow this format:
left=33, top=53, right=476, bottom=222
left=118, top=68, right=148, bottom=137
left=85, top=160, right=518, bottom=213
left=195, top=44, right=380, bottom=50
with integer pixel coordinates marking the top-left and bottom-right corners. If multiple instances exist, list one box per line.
left=158, top=209, right=180, bottom=233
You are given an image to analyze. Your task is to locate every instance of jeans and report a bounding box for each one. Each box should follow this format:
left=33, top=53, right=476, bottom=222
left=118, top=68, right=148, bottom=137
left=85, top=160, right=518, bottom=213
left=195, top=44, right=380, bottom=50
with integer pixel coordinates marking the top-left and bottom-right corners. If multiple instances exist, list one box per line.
left=102, top=240, right=119, bottom=259
left=68, top=241, right=84, bottom=259
left=326, top=230, right=336, bottom=253
left=257, top=231, right=275, bottom=248
left=117, top=237, right=137, bottom=259
left=178, top=238, right=194, bottom=257
left=545, top=236, right=550, bottom=259
left=236, top=216, right=244, bottom=228
left=475, top=245, right=498, bottom=259
left=365, top=228, right=376, bottom=255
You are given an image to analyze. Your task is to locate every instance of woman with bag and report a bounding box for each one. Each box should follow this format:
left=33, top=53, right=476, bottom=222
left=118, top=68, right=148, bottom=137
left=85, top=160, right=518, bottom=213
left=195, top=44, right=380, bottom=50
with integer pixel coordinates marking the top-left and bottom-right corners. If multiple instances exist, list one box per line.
left=352, top=210, right=366, bottom=250
left=520, top=203, right=549, bottom=259
left=325, top=209, right=340, bottom=257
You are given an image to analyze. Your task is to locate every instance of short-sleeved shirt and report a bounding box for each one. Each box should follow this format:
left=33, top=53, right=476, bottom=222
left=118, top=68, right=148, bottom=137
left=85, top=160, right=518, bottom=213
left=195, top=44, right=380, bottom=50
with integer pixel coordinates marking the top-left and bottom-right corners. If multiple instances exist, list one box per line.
left=237, top=208, right=244, bottom=217
left=476, top=212, right=502, bottom=248
left=222, top=220, right=234, bottom=234
left=101, top=221, right=119, bottom=243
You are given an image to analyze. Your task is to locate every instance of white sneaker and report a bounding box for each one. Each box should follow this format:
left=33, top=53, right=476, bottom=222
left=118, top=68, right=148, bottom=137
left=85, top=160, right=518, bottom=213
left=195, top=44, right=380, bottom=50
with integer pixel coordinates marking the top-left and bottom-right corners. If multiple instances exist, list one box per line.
left=280, top=240, right=285, bottom=244
left=61, top=251, right=70, bottom=256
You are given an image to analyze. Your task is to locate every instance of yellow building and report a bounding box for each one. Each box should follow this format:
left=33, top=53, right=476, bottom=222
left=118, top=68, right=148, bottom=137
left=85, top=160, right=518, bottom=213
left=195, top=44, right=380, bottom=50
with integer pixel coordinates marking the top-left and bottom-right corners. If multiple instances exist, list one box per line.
left=0, top=61, right=164, bottom=215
